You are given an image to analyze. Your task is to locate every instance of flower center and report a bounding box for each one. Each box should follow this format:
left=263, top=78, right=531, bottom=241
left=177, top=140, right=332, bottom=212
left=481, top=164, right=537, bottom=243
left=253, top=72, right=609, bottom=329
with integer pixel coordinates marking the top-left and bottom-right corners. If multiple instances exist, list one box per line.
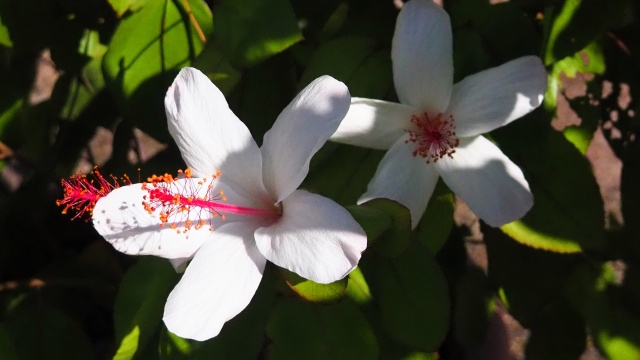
left=57, top=166, right=131, bottom=220
left=57, top=167, right=281, bottom=237
left=141, top=168, right=280, bottom=235
left=405, top=112, right=459, bottom=163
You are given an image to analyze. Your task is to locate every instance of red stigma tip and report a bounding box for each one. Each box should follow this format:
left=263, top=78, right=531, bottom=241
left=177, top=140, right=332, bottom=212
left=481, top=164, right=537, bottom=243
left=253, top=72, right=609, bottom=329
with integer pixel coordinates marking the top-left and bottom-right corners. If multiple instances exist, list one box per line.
left=57, top=166, right=132, bottom=221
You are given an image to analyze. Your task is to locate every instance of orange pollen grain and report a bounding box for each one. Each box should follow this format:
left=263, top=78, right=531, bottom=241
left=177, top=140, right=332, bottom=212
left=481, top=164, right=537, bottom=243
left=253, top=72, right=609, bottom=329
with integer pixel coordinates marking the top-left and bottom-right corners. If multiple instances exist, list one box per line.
left=405, top=112, right=460, bottom=164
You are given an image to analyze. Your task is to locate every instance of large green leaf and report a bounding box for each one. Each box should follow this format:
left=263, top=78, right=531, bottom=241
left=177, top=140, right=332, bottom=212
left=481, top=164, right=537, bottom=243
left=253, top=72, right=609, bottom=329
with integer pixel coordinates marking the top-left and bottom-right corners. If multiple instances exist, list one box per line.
left=493, top=111, right=605, bottom=253
left=346, top=204, right=393, bottom=243
left=213, top=0, right=302, bottom=67
left=362, top=199, right=412, bottom=258
left=108, top=0, right=153, bottom=17
left=370, top=240, right=450, bottom=351
left=113, top=257, right=179, bottom=360
left=267, top=298, right=378, bottom=359
left=103, top=0, right=212, bottom=140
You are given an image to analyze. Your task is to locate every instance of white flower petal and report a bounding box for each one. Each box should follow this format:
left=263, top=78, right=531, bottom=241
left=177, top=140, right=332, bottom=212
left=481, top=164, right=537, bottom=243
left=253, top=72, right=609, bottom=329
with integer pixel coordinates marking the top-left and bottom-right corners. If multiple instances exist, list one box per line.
left=330, top=98, right=415, bottom=150
left=392, top=0, right=453, bottom=112
left=448, top=56, right=547, bottom=137
left=261, top=75, right=350, bottom=203
left=92, top=184, right=218, bottom=259
left=358, top=135, right=440, bottom=229
left=163, top=221, right=266, bottom=341
left=254, top=190, right=366, bottom=284
left=435, top=136, right=533, bottom=227
left=165, top=67, right=270, bottom=206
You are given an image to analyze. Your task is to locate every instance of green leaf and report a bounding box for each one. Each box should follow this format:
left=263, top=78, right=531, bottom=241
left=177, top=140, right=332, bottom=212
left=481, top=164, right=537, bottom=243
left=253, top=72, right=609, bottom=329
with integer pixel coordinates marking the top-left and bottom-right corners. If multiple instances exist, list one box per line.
left=0, top=325, right=18, bottom=360
left=281, top=268, right=348, bottom=303
left=113, top=257, right=180, bottom=360
left=267, top=298, right=378, bottom=359
left=103, top=0, right=212, bottom=140
left=159, top=325, right=192, bottom=360
left=299, top=37, right=393, bottom=98
left=346, top=204, right=393, bottom=242
left=565, top=263, right=640, bottom=360
left=545, top=41, right=605, bottom=110
left=0, top=14, right=11, bottom=48
left=0, top=98, right=22, bottom=140
left=108, top=0, right=153, bottom=17
left=362, top=199, right=412, bottom=257
left=306, top=145, right=384, bottom=206
left=416, top=180, right=454, bottom=254
left=54, top=55, right=106, bottom=121
left=213, top=0, right=302, bottom=67
left=370, top=240, right=450, bottom=351
left=191, top=40, right=241, bottom=95
left=346, top=267, right=372, bottom=304
left=2, top=300, right=96, bottom=360
left=543, top=0, right=632, bottom=65
left=493, top=111, right=605, bottom=253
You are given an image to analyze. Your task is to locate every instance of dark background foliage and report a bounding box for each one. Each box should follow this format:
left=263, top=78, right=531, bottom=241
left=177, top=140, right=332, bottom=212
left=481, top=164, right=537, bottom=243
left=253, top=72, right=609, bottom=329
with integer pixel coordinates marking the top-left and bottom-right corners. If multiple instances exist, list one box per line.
left=0, top=0, right=639, bottom=359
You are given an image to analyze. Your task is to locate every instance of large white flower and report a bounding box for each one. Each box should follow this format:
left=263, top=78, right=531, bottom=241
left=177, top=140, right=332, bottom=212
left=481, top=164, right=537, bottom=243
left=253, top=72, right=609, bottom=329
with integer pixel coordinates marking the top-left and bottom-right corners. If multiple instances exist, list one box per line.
left=90, top=68, right=367, bottom=341
left=330, top=0, right=547, bottom=228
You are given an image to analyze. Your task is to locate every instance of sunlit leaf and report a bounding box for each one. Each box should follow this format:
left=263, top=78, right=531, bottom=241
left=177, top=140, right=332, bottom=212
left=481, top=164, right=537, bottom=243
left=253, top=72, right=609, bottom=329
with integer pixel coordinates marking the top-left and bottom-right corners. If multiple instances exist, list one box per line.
left=103, top=0, right=212, bottom=140
left=544, top=0, right=632, bottom=65
left=108, top=0, right=153, bottom=17
left=113, top=257, right=179, bottom=360
left=0, top=14, right=11, bottom=48
left=281, top=268, right=348, bottom=303
left=267, top=298, right=378, bottom=359
left=159, top=325, right=192, bottom=360
left=346, top=267, right=372, bottom=304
